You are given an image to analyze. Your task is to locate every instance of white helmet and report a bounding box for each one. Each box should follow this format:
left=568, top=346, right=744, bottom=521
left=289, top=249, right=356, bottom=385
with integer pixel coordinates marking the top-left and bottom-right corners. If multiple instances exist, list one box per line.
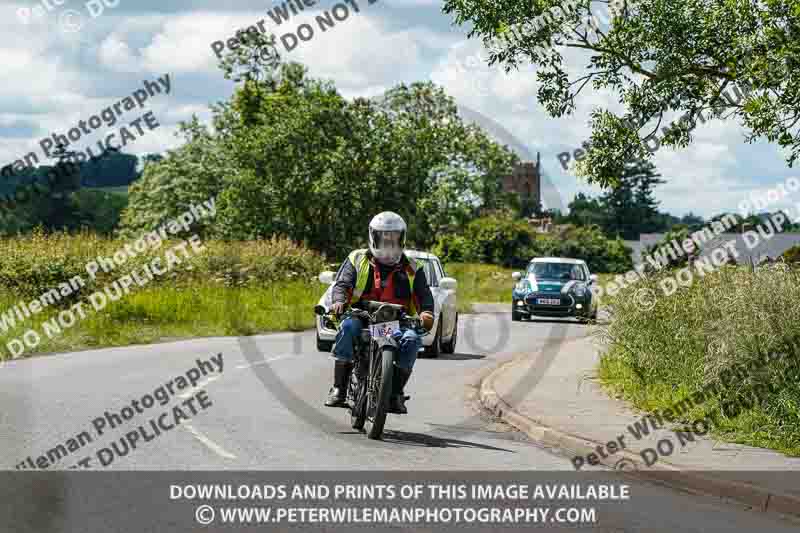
left=368, top=211, right=407, bottom=266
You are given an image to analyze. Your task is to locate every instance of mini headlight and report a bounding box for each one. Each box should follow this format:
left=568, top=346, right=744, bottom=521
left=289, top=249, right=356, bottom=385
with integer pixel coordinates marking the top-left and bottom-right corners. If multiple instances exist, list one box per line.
left=573, top=285, right=586, bottom=297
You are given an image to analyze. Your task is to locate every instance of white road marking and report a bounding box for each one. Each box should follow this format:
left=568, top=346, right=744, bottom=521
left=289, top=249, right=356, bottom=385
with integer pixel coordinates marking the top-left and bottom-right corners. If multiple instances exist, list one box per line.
left=178, top=375, right=221, bottom=399
left=184, top=423, right=237, bottom=459
left=178, top=355, right=295, bottom=399
left=235, top=354, right=293, bottom=370
left=179, top=354, right=295, bottom=460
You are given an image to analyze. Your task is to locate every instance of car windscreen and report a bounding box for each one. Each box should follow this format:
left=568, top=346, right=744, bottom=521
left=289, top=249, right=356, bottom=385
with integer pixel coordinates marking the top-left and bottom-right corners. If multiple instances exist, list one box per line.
left=527, top=262, right=585, bottom=281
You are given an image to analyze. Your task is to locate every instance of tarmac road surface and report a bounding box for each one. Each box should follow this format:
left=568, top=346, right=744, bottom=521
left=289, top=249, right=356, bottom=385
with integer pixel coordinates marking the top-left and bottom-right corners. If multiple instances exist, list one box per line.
left=1, top=313, right=796, bottom=532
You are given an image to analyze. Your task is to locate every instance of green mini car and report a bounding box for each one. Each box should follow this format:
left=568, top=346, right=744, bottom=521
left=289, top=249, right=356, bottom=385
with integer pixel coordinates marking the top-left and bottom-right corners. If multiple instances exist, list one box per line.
left=511, top=257, right=598, bottom=322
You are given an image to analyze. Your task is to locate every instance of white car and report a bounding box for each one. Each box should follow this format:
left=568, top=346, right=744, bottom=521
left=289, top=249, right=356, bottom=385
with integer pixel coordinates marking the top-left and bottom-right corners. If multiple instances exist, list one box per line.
left=315, top=250, right=458, bottom=357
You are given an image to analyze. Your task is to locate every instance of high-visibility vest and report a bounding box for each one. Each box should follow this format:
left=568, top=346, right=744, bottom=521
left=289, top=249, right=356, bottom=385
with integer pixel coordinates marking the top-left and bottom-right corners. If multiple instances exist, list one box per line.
left=347, top=249, right=418, bottom=316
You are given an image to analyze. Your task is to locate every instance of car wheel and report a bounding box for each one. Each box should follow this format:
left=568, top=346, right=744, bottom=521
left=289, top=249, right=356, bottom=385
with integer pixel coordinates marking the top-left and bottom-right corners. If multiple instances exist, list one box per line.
left=512, top=303, right=522, bottom=321
left=316, top=332, right=333, bottom=352
left=424, top=319, right=442, bottom=358
left=441, top=314, right=457, bottom=354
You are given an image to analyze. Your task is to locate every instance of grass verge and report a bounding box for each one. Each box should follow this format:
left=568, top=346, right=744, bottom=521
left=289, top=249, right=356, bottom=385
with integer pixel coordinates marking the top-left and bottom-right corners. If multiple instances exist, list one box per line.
left=0, top=281, right=323, bottom=358
left=598, top=263, right=800, bottom=456
left=444, top=262, right=513, bottom=313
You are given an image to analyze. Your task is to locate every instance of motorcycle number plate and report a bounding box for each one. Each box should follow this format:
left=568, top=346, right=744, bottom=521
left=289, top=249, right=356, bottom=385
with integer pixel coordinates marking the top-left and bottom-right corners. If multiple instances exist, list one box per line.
left=369, top=321, right=400, bottom=338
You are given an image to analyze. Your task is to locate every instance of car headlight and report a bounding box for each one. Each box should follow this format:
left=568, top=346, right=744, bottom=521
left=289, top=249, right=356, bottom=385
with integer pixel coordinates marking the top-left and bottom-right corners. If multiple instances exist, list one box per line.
left=515, top=280, right=539, bottom=294
left=573, top=285, right=586, bottom=297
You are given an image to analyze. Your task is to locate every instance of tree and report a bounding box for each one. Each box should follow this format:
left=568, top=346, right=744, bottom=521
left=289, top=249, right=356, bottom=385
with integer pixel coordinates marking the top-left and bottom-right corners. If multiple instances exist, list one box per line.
left=680, top=212, right=705, bottom=230
left=601, top=159, right=665, bottom=239
left=442, top=0, right=800, bottom=186
left=561, top=193, right=606, bottom=228
left=120, top=44, right=519, bottom=258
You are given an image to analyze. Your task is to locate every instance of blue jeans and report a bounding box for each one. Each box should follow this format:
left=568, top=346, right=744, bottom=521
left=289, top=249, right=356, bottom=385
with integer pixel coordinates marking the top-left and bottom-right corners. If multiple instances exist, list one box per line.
left=332, top=317, right=420, bottom=370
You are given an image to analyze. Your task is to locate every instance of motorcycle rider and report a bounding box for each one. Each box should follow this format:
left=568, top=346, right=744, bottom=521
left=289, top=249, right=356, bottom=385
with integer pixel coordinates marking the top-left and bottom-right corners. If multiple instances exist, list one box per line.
left=325, top=211, right=435, bottom=414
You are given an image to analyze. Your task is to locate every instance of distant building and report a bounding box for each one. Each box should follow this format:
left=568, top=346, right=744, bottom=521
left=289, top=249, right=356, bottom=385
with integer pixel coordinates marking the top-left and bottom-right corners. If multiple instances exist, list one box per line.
left=503, top=154, right=542, bottom=215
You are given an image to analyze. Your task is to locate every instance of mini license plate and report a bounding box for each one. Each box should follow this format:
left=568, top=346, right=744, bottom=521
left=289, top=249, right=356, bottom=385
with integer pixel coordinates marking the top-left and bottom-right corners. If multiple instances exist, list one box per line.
left=369, top=321, right=400, bottom=338
left=536, top=298, right=561, bottom=305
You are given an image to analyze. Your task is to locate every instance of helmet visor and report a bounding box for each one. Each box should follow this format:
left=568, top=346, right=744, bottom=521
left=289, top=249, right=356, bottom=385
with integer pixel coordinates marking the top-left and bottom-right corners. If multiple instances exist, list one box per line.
left=371, top=230, right=405, bottom=264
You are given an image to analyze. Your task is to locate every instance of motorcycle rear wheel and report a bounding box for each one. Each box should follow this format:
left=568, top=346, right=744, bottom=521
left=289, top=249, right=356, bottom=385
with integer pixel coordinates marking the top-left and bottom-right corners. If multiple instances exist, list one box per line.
left=350, top=359, right=367, bottom=430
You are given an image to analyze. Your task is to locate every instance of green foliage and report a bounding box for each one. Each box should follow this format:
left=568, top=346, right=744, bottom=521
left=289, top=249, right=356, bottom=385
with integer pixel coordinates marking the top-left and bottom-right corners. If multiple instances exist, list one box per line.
left=0, top=281, right=323, bottom=359
left=120, top=52, right=518, bottom=257
left=0, top=148, right=140, bottom=235
left=601, top=159, right=666, bottom=239
left=555, top=160, right=677, bottom=239
left=432, top=213, right=633, bottom=272
left=443, top=262, right=514, bottom=312
left=78, top=151, right=139, bottom=187
left=599, top=264, right=800, bottom=455
left=69, top=189, right=128, bottom=234
left=783, top=245, right=800, bottom=263
left=554, top=225, right=634, bottom=273
left=443, top=0, right=800, bottom=185
left=0, top=232, right=326, bottom=301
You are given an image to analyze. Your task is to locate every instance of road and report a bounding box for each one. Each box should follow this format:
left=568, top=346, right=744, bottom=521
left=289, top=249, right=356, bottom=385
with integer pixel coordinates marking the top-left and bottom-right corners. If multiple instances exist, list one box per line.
left=1, top=313, right=797, bottom=532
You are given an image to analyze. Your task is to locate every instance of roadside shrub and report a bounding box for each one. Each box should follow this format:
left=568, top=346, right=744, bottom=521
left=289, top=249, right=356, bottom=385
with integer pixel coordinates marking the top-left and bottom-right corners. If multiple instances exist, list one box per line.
left=545, top=225, right=633, bottom=273
left=782, top=245, right=800, bottom=264
left=433, top=213, right=535, bottom=268
left=433, top=215, right=633, bottom=272
left=599, top=264, right=800, bottom=454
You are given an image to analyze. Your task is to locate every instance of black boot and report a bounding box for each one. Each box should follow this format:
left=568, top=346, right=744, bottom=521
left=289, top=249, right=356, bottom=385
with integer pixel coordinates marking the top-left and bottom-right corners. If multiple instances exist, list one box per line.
left=325, top=361, right=352, bottom=407
left=388, top=366, right=412, bottom=414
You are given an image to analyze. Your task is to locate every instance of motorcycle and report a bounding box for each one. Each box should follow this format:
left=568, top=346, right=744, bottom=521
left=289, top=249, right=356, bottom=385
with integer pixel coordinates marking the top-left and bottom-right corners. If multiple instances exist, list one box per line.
left=314, top=300, right=424, bottom=440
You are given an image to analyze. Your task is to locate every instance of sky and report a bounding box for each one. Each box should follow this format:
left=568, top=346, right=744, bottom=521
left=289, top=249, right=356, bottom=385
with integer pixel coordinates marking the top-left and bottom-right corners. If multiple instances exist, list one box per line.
left=1, top=0, right=798, bottom=219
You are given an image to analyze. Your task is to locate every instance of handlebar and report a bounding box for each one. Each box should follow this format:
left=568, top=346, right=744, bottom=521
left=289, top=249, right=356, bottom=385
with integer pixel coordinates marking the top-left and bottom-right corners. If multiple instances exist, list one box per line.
left=313, top=302, right=426, bottom=334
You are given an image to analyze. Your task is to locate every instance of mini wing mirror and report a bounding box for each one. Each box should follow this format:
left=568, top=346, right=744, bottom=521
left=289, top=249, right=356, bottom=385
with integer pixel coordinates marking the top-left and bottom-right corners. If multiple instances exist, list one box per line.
left=512, top=272, right=522, bottom=281
left=589, top=274, right=598, bottom=284
left=439, top=277, right=457, bottom=291
left=318, top=271, right=335, bottom=284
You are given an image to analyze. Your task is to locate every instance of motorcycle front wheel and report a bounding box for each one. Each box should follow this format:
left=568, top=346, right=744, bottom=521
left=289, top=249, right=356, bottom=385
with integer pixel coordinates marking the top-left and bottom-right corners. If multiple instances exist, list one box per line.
left=365, top=347, right=396, bottom=440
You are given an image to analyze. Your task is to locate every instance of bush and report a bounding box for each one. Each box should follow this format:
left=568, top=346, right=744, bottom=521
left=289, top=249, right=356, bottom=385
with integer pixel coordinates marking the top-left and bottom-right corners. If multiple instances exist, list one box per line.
left=433, top=214, right=633, bottom=273
left=782, top=245, right=800, bottom=264
left=599, top=264, right=800, bottom=455
left=544, top=225, right=633, bottom=273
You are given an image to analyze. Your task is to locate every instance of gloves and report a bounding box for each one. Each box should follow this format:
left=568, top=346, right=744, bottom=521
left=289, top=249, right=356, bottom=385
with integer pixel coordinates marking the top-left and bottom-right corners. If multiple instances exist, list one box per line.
left=331, top=302, right=346, bottom=316
left=420, top=311, right=434, bottom=331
